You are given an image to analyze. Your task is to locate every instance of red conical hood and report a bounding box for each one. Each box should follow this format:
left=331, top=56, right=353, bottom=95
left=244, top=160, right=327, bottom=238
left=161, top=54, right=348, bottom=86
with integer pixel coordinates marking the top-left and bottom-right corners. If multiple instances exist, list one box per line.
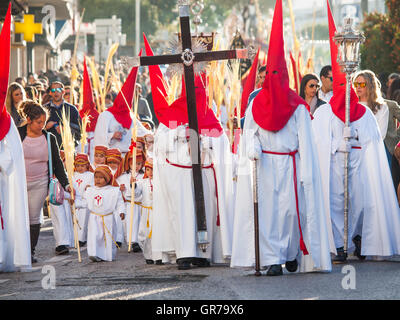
left=107, top=49, right=142, bottom=129
left=80, top=56, right=99, bottom=132
left=143, top=33, right=169, bottom=118
left=251, top=0, right=309, bottom=132
left=240, top=48, right=260, bottom=118
left=0, top=3, right=12, bottom=141
left=327, top=0, right=365, bottom=123
left=160, top=72, right=223, bottom=137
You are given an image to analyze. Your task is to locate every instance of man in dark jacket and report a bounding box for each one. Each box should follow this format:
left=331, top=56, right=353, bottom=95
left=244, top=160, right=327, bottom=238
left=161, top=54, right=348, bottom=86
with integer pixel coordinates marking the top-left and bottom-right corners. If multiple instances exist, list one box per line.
left=43, top=81, right=81, bottom=147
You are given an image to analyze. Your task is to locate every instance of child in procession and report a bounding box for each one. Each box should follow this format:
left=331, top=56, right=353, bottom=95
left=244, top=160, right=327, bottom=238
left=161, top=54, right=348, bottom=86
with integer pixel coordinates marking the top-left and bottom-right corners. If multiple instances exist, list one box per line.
left=116, top=148, right=146, bottom=253
left=84, top=165, right=125, bottom=262
left=105, top=148, right=124, bottom=247
left=72, top=153, right=94, bottom=247
left=135, top=158, right=164, bottom=265
left=93, top=145, right=108, bottom=168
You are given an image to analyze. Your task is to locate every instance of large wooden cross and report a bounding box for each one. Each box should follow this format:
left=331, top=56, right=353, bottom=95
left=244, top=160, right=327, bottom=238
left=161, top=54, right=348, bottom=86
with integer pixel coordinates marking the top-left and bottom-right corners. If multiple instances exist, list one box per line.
left=129, top=0, right=248, bottom=251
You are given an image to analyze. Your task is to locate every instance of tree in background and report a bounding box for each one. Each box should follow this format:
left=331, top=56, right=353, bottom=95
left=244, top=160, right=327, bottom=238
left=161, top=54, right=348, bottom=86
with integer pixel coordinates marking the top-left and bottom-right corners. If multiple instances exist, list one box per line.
left=80, top=0, right=276, bottom=48
left=360, top=0, right=400, bottom=75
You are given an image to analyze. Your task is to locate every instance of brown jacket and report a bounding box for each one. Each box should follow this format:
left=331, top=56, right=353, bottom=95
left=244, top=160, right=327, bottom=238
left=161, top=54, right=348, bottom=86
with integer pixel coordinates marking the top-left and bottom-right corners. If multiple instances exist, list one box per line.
left=384, top=99, right=400, bottom=154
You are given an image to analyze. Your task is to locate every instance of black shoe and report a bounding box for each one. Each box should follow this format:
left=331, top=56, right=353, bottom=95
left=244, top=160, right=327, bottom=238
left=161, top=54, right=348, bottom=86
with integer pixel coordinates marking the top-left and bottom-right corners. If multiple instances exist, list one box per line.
left=333, top=247, right=347, bottom=264
left=155, top=260, right=164, bottom=265
left=176, top=258, right=192, bottom=270
left=285, top=259, right=298, bottom=272
left=352, top=235, right=366, bottom=261
left=266, top=264, right=283, bottom=276
left=89, top=256, right=102, bottom=262
left=191, top=257, right=210, bottom=267
left=79, top=241, right=87, bottom=247
left=145, top=259, right=154, bottom=264
left=31, top=255, right=38, bottom=264
left=55, top=245, right=69, bottom=255
left=132, top=243, right=142, bottom=253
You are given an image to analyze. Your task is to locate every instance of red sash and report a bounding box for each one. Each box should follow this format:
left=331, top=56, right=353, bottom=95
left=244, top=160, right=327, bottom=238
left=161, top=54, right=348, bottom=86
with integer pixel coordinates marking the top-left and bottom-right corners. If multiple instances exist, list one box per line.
left=166, top=158, right=220, bottom=226
left=262, top=149, right=309, bottom=255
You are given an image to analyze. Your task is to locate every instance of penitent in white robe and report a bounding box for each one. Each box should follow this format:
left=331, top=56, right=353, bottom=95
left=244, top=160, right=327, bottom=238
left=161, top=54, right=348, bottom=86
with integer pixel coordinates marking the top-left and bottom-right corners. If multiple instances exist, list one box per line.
left=152, top=123, right=235, bottom=264
left=231, top=103, right=332, bottom=273
left=0, top=121, right=31, bottom=272
left=73, top=171, right=94, bottom=242
left=312, top=104, right=400, bottom=257
left=84, top=185, right=125, bottom=261
left=50, top=192, right=75, bottom=248
left=93, top=111, right=151, bottom=156
left=116, top=171, right=143, bottom=244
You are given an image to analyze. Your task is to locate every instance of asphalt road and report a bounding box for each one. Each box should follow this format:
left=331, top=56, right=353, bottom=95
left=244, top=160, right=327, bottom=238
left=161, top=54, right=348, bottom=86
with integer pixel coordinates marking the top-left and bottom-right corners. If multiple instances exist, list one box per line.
left=1, top=217, right=400, bottom=303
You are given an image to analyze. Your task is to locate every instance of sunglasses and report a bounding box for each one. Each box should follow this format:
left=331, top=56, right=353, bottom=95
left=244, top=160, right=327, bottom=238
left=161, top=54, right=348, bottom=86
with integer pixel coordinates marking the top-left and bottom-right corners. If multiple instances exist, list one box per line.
left=353, top=82, right=366, bottom=88
left=308, top=84, right=320, bottom=89
left=50, top=88, right=63, bottom=93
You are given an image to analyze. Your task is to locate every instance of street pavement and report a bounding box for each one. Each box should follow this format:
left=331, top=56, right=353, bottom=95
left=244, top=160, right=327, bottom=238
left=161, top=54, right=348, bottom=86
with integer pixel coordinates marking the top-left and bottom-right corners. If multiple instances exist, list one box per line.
left=1, top=217, right=400, bottom=302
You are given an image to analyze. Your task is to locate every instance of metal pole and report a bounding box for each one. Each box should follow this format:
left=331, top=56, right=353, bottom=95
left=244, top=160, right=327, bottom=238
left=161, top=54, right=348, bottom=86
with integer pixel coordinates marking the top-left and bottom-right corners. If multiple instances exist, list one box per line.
left=135, top=0, right=140, bottom=55
left=343, top=71, right=351, bottom=259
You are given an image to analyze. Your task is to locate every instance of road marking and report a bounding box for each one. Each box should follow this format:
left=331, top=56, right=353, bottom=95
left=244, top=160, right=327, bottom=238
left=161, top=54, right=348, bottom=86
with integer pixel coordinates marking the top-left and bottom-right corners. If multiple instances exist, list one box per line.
left=116, top=286, right=181, bottom=300
left=72, top=289, right=129, bottom=300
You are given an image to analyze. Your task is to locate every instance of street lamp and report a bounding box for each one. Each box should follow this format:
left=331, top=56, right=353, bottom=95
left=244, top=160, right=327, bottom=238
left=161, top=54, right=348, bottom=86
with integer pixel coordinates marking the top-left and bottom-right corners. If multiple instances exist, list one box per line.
left=333, top=17, right=365, bottom=260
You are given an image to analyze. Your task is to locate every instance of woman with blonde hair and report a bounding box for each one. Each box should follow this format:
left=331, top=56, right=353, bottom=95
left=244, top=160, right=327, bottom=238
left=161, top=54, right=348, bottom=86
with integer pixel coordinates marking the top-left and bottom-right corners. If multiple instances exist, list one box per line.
left=353, top=70, right=389, bottom=140
left=6, top=82, right=26, bottom=127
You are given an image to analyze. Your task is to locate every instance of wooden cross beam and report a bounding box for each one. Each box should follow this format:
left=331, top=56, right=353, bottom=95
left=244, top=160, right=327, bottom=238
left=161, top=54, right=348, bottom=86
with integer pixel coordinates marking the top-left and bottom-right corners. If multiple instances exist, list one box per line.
left=130, top=0, right=249, bottom=251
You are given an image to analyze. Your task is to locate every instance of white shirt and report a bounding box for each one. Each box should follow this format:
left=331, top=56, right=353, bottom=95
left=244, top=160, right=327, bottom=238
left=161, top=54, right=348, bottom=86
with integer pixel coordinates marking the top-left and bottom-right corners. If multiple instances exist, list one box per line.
left=318, top=89, right=333, bottom=103
left=360, top=102, right=389, bottom=139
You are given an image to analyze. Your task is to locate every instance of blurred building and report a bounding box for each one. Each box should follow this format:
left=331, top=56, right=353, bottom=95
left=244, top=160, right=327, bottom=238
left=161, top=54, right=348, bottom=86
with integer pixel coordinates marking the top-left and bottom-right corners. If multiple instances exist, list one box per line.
left=0, top=0, right=78, bottom=81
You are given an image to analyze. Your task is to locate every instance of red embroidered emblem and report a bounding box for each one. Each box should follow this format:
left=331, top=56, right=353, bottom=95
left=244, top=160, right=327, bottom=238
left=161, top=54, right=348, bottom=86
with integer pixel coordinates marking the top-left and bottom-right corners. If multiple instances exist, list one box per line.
left=94, top=195, right=102, bottom=206
left=76, top=179, right=83, bottom=187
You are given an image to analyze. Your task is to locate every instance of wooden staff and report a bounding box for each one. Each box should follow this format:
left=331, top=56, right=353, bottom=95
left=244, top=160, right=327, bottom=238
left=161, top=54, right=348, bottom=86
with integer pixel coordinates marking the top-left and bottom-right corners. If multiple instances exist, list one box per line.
left=252, top=159, right=261, bottom=276
left=80, top=114, right=89, bottom=154
left=119, top=89, right=139, bottom=252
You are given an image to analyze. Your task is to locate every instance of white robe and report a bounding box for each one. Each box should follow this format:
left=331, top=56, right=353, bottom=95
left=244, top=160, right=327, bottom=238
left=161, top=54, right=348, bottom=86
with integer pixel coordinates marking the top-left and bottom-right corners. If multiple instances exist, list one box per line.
left=73, top=171, right=94, bottom=242
left=84, top=185, right=125, bottom=261
left=312, top=104, right=400, bottom=257
left=0, top=121, right=31, bottom=272
left=231, top=103, right=332, bottom=273
left=50, top=192, right=75, bottom=248
left=135, top=178, right=163, bottom=261
left=152, top=123, right=235, bottom=263
left=116, top=171, right=143, bottom=244
left=93, top=111, right=151, bottom=156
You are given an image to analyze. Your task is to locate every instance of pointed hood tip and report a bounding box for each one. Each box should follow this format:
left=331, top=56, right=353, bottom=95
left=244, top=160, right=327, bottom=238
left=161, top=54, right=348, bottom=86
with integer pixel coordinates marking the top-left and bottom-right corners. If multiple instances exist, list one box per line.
left=251, top=0, right=309, bottom=132
left=0, top=2, right=12, bottom=141
left=327, top=0, right=366, bottom=123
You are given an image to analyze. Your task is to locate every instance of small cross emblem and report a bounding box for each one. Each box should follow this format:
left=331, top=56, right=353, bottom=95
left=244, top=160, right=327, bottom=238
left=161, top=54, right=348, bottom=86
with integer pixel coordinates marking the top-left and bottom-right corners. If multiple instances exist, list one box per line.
left=76, top=179, right=83, bottom=187
left=94, top=195, right=102, bottom=207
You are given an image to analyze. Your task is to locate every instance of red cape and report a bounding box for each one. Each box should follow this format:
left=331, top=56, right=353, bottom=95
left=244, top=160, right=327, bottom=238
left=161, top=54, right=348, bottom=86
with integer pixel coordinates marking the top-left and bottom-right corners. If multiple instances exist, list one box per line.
left=107, top=49, right=142, bottom=129
left=0, top=3, right=12, bottom=141
left=79, top=56, right=99, bottom=132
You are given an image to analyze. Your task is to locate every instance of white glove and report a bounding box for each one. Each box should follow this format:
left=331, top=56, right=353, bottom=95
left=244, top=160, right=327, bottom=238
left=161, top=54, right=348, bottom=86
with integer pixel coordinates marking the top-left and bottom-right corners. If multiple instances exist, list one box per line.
left=343, top=127, right=358, bottom=140
left=337, top=140, right=352, bottom=153
left=247, top=142, right=262, bottom=161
